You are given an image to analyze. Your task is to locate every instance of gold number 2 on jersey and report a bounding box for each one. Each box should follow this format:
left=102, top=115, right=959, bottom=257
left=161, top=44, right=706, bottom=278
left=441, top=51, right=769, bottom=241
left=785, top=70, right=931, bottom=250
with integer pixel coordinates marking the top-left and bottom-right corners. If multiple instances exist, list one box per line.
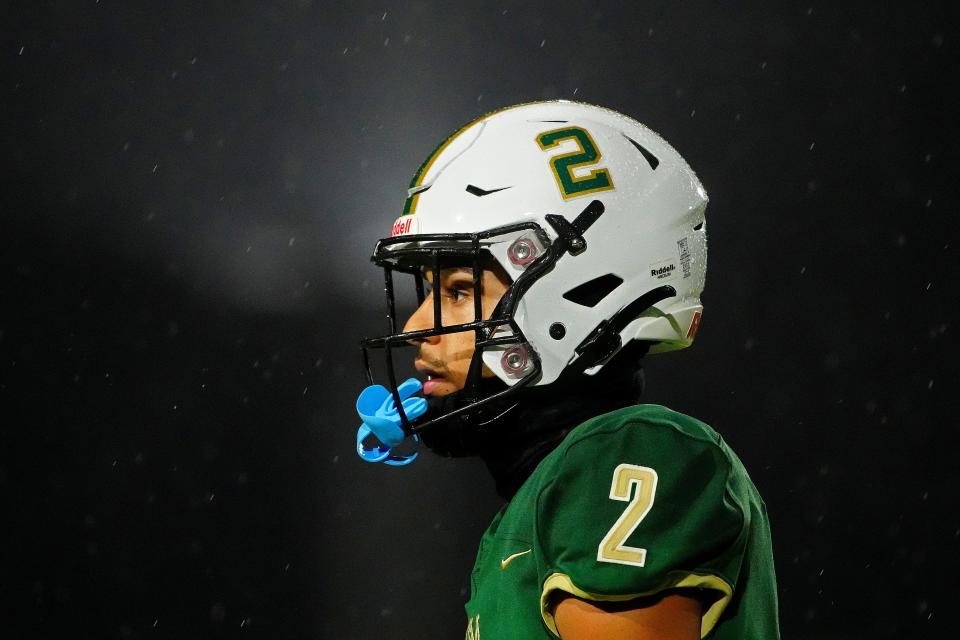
left=597, top=464, right=658, bottom=567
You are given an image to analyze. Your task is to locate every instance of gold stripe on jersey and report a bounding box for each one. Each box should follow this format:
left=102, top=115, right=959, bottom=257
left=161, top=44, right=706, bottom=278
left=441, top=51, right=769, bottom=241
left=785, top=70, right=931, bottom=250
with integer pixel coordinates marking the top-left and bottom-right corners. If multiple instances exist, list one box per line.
left=539, top=570, right=734, bottom=639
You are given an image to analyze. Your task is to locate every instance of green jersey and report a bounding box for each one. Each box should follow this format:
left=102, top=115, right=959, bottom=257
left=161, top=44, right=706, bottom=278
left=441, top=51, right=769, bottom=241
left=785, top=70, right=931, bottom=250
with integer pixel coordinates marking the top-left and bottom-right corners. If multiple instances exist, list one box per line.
left=464, top=404, right=780, bottom=639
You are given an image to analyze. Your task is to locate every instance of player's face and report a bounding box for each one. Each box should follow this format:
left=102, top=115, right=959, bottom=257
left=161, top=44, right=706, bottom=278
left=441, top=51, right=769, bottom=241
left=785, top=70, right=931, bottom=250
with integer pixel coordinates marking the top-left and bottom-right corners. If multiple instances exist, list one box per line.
left=402, top=265, right=511, bottom=396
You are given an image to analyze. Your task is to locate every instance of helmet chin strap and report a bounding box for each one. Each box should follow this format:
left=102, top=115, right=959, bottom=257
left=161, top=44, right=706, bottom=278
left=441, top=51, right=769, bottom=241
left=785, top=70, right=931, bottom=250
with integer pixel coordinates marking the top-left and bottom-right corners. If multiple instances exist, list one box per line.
left=419, top=376, right=516, bottom=458
left=354, top=340, right=650, bottom=476
left=420, top=341, right=650, bottom=469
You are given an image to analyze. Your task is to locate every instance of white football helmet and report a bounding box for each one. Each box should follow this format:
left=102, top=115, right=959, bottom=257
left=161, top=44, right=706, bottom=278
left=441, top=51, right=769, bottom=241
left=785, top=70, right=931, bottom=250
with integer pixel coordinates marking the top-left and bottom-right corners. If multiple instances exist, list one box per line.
left=361, top=100, right=707, bottom=434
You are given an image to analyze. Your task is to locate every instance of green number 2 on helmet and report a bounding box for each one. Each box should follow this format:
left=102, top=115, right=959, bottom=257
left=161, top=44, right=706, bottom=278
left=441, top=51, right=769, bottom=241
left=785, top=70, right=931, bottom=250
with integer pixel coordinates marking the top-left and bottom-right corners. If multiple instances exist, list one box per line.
left=536, top=126, right=615, bottom=199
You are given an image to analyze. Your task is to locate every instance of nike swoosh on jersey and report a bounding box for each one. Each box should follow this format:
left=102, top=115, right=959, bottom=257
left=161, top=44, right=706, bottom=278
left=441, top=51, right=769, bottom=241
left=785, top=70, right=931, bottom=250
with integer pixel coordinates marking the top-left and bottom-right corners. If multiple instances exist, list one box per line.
left=500, top=549, right=532, bottom=570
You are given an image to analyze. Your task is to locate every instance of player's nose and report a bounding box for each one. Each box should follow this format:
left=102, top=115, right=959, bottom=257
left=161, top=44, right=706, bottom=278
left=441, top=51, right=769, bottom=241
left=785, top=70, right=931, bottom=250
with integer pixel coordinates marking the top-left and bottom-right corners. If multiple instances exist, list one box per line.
left=402, top=295, right=440, bottom=346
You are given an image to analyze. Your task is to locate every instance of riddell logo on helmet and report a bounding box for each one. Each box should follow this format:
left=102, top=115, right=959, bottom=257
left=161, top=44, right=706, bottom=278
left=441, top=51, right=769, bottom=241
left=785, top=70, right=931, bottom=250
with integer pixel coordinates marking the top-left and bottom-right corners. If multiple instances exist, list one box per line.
left=650, top=264, right=676, bottom=279
left=391, top=215, right=418, bottom=237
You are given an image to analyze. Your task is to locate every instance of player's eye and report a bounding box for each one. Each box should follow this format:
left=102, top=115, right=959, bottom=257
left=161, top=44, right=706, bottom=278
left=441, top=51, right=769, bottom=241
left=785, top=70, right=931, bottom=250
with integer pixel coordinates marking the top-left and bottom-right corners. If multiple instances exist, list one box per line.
left=444, top=286, right=469, bottom=302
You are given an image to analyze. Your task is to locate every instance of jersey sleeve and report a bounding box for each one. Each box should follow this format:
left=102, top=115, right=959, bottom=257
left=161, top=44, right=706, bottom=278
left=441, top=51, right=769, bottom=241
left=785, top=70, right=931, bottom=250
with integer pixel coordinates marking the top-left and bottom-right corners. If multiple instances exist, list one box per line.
left=535, top=413, right=747, bottom=637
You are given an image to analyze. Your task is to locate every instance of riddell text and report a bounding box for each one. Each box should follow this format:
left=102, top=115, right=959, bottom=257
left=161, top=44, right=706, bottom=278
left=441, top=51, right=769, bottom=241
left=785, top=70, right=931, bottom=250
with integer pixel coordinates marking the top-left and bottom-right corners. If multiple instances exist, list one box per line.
left=392, top=217, right=414, bottom=236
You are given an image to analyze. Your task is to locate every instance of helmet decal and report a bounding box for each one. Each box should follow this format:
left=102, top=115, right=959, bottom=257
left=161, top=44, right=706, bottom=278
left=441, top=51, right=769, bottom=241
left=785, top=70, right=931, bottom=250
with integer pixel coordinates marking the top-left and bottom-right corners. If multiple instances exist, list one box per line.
left=390, top=214, right=419, bottom=237
left=536, top=126, right=615, bottom=199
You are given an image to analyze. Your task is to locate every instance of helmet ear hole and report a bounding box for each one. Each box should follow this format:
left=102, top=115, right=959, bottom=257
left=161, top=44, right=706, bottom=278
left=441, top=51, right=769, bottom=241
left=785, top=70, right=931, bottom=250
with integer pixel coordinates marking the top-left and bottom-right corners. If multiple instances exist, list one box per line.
left=562, top=274, right=624, bottom=308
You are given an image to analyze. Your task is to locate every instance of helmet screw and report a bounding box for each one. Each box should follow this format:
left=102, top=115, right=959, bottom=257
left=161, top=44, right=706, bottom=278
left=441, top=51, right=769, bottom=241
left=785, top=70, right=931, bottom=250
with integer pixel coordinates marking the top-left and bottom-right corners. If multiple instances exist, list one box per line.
left=507, top=237, right=538, bottom=267
left=549, top=323, right=566, bottom=340
left=500, top=346, right=529, bottom=375
left=568, top=237, right=585, bottom=251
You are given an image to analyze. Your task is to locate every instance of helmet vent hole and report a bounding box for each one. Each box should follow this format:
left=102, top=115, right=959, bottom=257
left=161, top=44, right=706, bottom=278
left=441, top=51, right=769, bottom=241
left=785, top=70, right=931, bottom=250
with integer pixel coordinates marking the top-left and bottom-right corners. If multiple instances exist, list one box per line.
left=562, top=274, right=624, bottom=308
left=693, top=221, right=704, bottom=231
left=625, top=136, right=659, bottom=170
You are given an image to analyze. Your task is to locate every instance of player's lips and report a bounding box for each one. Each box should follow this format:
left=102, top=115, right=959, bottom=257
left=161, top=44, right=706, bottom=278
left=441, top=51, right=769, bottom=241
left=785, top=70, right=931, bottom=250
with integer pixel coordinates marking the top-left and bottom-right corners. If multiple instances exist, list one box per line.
left=415, top=359, right=448, bottom=396
left=422, top=378, right=446, bottom=395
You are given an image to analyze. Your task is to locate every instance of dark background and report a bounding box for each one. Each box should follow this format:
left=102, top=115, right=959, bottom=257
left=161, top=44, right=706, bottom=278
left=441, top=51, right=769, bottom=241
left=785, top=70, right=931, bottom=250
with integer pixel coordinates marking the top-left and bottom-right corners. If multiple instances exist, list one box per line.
left=2, top=1, right=957, bottom=638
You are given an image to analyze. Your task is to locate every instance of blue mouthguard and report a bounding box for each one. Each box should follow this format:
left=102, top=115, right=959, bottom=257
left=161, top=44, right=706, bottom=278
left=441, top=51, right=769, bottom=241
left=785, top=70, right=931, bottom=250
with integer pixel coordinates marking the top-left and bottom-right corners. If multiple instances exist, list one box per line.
left=355, top=378, right=427, bottom=466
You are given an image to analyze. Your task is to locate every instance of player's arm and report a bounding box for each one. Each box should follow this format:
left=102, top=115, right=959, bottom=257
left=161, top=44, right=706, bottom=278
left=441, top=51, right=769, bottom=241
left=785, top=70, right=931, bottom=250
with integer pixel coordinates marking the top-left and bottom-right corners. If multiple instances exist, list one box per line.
left=553, top=590, right=703, bottom=640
